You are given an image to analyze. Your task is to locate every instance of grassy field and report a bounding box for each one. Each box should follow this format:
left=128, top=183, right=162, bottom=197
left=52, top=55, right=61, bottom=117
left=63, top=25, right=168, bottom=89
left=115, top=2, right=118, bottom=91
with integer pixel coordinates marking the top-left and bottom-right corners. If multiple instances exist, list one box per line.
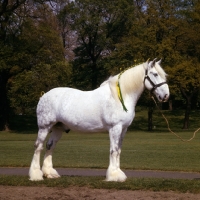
left=0, top=107, right=200, bottom=192
left=0, top=107, right=200, bottom=171
left=0, top=130, right=200, bottom=172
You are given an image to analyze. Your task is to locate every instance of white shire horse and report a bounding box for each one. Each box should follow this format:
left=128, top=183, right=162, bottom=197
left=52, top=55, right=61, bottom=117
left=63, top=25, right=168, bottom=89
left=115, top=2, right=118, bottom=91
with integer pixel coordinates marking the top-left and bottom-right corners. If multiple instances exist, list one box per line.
left=29, top=59, right=169, bottom=182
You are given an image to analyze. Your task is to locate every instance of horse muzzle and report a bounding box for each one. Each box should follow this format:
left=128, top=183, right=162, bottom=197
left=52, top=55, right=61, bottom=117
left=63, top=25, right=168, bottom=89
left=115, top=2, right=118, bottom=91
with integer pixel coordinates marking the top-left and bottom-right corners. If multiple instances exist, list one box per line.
left=158, top=93, right=170, bottom=102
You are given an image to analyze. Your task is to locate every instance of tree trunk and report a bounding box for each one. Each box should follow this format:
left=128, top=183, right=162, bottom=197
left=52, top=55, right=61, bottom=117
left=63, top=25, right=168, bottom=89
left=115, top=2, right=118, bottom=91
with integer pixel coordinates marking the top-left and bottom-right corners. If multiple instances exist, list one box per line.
left=148, top=108, right=153, bottom=131
left=169, top=100, right=173, bottom=111
left=180, top=86, right=199, bottom=129
left=148, top=98, right=154, bottom=131
left=0, top=72, right=10, bottom=131
left=182, top=97, right=191, bottom=129
left=91, top=61, right=98, bottom=90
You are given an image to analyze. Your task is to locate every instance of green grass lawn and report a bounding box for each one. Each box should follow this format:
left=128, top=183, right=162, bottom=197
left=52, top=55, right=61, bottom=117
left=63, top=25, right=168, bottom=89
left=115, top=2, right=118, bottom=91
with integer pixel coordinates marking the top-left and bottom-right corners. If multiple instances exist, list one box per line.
left=0, top=108, right=200, bottom=192
left=0, top=129, right=200, bottom=172
left=1, top=108, right=200, bottom=171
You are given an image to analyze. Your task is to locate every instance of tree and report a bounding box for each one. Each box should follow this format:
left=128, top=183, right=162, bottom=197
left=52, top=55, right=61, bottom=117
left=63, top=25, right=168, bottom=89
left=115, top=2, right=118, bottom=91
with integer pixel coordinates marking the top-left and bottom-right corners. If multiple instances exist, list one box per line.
left=0, top=2, right=71, bottom=130
left=167, top=62, right=200, bottom=129
left=106, top=0, right=200, bottom=129
left=61, top=0, right=135, bottom=90
left=56, top=0, right=77, bottom=60
left=0, top=0, right=28, bottom=130
left=0, top=0, right=27, bottom=41
left=143, top=0, right=200, bottom=129
left=8, top=4, right=71, bottom=114
left=166, top=0, right=200, bottom=128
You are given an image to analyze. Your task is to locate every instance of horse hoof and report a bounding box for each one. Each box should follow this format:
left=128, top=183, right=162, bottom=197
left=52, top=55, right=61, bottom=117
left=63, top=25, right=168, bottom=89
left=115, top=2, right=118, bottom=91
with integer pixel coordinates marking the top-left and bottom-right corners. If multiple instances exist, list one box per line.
left=42, top=167, right=60, bottom=179
left=106, top=168, right=127, bottom=182
left=29, top=169, right=44, bottom=181
left=46, top=174, right=60, bottom=179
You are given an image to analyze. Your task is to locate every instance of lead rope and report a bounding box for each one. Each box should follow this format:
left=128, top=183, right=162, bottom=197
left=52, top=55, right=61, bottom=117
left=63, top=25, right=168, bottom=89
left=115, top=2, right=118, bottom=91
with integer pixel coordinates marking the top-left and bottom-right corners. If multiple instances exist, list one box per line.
left=151, top=96, right=200, bottom=142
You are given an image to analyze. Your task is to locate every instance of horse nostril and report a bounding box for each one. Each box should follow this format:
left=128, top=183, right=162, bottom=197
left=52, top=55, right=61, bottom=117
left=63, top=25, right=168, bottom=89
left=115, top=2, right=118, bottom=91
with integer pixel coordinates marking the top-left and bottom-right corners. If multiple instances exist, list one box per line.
left=163, top=94, right=168, bottom=101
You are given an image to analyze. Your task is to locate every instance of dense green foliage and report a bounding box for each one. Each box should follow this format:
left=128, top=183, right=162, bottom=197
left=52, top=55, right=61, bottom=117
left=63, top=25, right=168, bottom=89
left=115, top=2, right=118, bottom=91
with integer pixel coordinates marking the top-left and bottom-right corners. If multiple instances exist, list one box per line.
left=0, top=0, right=200, bottom=130
left=7, top=11, right=71, bottom=114
left=66, top=0, right=135, bottom=89
left=0, top=1, right=71, bottom=129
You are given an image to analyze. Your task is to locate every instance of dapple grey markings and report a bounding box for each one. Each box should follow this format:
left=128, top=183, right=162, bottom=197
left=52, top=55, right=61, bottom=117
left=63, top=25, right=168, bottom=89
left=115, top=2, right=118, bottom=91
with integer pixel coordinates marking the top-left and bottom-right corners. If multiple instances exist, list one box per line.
left=29, top=59, right=169, bottom=182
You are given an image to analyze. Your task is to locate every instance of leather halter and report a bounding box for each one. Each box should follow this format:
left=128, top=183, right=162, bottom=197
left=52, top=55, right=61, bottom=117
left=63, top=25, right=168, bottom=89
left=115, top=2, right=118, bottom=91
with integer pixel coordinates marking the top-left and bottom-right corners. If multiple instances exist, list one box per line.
left=144, top=69, right=167, bottom=93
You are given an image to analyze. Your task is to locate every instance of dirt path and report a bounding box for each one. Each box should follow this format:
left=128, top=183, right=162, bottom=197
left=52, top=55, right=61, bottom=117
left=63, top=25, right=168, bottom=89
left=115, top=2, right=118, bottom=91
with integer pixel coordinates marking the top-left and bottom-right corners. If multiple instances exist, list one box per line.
left=1, top=185, right=200, bottom=200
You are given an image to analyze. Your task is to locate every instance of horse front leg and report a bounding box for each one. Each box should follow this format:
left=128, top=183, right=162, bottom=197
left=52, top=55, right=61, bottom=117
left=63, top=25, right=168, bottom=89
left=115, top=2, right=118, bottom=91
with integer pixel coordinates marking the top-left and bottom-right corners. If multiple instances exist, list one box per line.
left=106, top=126, right=127, bottom=182
left=42, top=127, right=63, bottom=179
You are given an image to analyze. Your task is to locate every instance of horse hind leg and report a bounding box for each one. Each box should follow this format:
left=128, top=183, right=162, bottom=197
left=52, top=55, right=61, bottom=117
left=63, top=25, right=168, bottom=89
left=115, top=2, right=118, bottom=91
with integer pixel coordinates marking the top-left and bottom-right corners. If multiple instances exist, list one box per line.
left=29, top=128, right=49, bottom=181
left=42, top=125, right=63, bottom=179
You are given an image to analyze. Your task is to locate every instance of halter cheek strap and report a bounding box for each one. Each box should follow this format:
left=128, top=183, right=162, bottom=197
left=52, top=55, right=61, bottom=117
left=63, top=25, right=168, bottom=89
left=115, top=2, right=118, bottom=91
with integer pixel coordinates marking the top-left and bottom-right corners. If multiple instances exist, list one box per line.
left=144, top=70, right=167, bottom=93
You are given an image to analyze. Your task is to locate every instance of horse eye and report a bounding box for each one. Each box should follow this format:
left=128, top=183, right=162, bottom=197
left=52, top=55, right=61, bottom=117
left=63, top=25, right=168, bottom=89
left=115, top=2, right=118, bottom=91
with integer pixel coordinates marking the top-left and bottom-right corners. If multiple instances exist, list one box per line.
left=154, top=73, right=158, bottom=77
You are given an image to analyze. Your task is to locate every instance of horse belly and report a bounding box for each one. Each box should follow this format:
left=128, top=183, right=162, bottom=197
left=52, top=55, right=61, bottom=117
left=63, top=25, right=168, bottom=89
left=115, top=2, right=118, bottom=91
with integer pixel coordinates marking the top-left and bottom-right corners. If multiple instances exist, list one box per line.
left=59, top=110, right=106, bottom=132
left=58, top=95, right=107, bottom=132
left=65, top=120, right=106, bottom=132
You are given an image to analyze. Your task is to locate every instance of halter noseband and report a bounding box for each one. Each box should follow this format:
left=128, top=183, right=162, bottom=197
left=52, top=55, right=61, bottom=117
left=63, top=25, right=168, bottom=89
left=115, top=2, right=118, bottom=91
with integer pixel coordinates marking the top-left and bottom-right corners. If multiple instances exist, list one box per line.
left=144, top=69, right=167, bottom=93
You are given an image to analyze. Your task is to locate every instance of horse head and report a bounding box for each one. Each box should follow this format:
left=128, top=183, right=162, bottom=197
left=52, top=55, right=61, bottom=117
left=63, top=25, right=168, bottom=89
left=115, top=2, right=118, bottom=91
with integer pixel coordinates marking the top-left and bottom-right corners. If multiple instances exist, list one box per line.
left=144, top=58, right=170, bottom=102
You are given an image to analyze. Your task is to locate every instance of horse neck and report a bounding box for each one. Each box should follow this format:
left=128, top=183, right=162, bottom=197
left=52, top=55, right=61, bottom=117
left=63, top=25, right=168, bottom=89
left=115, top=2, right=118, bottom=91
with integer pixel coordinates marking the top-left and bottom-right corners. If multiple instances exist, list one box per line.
left=119, top=64, right=145, bottom=99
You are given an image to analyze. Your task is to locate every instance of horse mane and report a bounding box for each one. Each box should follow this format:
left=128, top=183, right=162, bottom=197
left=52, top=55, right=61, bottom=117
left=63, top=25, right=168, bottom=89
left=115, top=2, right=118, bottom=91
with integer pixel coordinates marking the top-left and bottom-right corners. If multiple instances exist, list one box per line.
left=101, top=63, right=144, bottom=101
left=101, top=62, right=167, bottom=101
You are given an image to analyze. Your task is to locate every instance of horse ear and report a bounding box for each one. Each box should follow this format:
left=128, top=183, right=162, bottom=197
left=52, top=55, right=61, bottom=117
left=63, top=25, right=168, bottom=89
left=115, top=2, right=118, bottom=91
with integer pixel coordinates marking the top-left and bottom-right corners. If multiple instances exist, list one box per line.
left=157, top=59, right=162, bottom=65
left=150, top=58, right=157, bottom=68
left=144, top=59, right=150, bottom=70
